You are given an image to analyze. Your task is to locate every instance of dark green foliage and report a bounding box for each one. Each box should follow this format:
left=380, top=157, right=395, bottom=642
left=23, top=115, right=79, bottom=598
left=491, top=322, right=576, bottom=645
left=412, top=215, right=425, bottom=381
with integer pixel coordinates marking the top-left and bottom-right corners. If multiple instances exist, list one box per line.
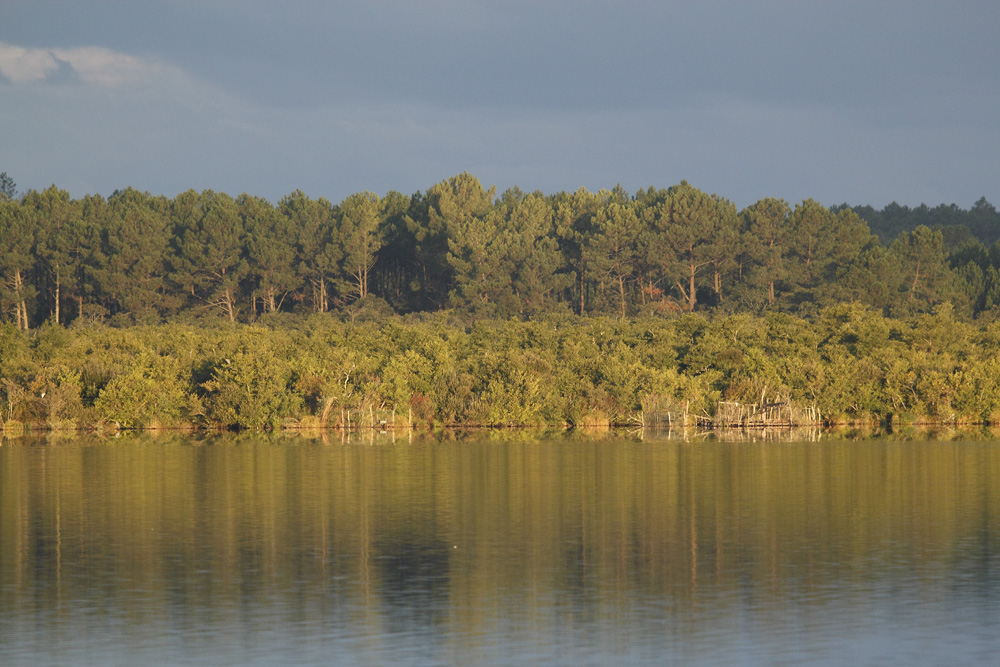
left=279, top=190, right=340, bottom=313
left=582, top=189, right=640, bottom=317
left=0, top=172, right=16, bottom=201
left=336, top=191, right=383, bottom=300
left=2, top=172, right=999, bottom=432
left=889, top=225, right=956, bottom=309
left=242, top=194, right=296, bottom=315
left=740, top=197, right=791, bottom=306
left=101, top=188, right=177, bottom=322
left=172, top=190, right=247, bottom=321
left=650, top=182, right=739, bottom=312
left=449, top=191, right=569, bottom=316
left=4, top=175, right=997, bottom=327
left=405, top=173, right=496, bottom=310
left=0, top=197, right=36, bottom=330
left=842, top=198, right=1000, bottom=247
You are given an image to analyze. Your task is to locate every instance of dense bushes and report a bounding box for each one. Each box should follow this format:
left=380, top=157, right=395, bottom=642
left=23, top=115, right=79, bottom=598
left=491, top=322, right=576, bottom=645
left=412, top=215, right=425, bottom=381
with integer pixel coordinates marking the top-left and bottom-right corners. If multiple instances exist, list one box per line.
left=2, top=306, right=1000, bottom=431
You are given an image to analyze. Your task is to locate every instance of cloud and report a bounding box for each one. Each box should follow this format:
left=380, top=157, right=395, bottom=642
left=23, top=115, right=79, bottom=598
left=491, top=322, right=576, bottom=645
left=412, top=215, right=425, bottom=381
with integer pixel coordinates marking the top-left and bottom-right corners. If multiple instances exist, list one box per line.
left=0, top=41, right=173, bottom=87
left=1, top=1, right=996, bottom=212
left=0, top=38, right=269, bottom=198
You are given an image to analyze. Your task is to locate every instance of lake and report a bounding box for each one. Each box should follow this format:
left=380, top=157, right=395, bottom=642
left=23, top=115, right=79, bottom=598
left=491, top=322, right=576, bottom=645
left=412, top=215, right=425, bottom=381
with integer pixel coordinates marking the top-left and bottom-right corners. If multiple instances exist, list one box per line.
left=2, top=429, right=999, bottom=665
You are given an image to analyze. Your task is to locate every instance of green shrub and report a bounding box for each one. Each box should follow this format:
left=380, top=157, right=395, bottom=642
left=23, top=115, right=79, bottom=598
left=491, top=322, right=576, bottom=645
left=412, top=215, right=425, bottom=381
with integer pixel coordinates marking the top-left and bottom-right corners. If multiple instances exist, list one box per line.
left=203, top=348, right=301, bottom=430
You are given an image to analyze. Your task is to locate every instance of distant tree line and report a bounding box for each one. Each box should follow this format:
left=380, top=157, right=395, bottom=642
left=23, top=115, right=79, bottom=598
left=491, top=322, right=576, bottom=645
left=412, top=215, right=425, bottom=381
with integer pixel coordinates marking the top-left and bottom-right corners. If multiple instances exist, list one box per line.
left=2, top=172, right=1000, bottom=329
left=843, top=197, right=1000, bottom=247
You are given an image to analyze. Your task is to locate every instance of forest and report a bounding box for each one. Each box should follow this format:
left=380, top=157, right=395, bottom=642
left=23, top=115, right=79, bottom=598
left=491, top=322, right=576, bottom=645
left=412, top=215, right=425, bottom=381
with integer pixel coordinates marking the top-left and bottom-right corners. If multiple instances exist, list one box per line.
left=2, top=172, right=1000, bottom=430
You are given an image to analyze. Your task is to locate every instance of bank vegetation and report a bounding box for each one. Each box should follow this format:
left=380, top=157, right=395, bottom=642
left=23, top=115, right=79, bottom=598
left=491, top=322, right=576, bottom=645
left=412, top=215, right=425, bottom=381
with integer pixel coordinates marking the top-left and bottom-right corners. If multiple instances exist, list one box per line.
left=2, top=305, right=999, bottom=433
left=2, top=173, right=999, bottom=432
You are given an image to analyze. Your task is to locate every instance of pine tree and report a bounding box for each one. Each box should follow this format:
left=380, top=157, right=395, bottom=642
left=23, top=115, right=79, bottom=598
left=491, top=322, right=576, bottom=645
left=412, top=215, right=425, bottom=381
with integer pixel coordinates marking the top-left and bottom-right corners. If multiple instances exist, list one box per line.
left=280, top=191, right=340, bottom=312
left=741, top=197, right=791, bottom=305
left=406, top=173, right=495, bottom=309
left=241, top=194, right=297, bottom=315
left=173, top=190, right=246, bottom=321
left=0, top=198, right=36, bottom=329
left=582, top=193, right=640, bottom=318
left=338, top=191, right=382, bottom=300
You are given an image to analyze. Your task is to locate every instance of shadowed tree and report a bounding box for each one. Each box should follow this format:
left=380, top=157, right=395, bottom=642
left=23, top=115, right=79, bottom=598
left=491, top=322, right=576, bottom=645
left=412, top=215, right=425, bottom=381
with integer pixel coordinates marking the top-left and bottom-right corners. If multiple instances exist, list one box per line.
left=787, top=199, right=836, bottom=290
left=821, top=208, right=877, bottom=299
left=338, top=191, right=382, bottom=300
left=449, top=190, right=568, bottom=315
left=582, top=192, right=641, bottom=318
left=650, top=181, right=734, bottom=312
left=241, top=194, right=297, bottom=315
left=554, top=187, right=603, bottom=314
left=64, top=194, right=108, bottom=322
left=741, top=197, right=791, bottom=305
left=372, top=190, right=415, bottom=310
left=828, top=245, right=903, bottom=311
left=0, top=172, right=16, bottom=202
left=633, top=186, right=669, bottom=309
left=967, top=197, right=1000, bottom=245
left=447, top=207, right=510, bottom=312
left=0, top=197, right=35, bottom=329
left=280, top=190, right=340, bottom=312
left=786, top=200, right=872, bottom=293
left=890, top=225, right=952, bottom=305
left=706, top=196, right=740, bottom=304
left=23, top=186, right=81, bottom=324
left=173, top=190, right=246, bottom=321
left=507, top=192, right=570, bottom=314
left=99, top=188, right=176, bottom=322
left=948, top=238, right=1000, bottom=315
left=406, top=172, right=495, bottom=309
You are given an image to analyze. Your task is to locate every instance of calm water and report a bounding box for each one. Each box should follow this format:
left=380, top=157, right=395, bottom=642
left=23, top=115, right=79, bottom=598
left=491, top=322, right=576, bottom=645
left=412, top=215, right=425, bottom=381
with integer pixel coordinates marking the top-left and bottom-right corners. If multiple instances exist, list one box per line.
left=2, top=430, right=999, bottom=665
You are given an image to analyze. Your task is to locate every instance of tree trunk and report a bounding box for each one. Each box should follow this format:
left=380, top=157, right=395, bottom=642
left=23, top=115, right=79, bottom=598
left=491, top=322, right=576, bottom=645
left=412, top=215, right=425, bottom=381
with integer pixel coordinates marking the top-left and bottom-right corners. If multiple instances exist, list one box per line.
left=14, top=270, right=28, bottom=331
left=618, top=274, right=626, bottom=318
left=54, top=267, right=61, bottom=325
left=356, top=269, right=367, bottom=299
left=910, top=261, right=921, bottom=300
left=688, top=260, right=697, bottom=312
left=224, top=287, right=236, bottom=322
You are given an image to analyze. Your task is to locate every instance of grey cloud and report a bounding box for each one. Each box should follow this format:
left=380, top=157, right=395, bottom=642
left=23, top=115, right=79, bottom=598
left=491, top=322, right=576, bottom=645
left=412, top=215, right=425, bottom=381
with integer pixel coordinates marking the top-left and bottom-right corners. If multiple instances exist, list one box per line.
left=0, top=1, right=997, bottom=209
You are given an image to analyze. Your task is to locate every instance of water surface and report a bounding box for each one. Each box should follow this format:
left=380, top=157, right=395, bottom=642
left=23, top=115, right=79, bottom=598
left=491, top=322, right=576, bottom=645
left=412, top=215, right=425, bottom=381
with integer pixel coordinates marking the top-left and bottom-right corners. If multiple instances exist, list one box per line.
left=2, top=430, right=999, bottom=664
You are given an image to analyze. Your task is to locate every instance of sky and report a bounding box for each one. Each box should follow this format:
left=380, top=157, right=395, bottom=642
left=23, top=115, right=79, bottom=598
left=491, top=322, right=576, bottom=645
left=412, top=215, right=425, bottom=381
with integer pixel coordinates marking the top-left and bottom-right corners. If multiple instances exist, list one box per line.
left=1, top=1, right=998, bottom=210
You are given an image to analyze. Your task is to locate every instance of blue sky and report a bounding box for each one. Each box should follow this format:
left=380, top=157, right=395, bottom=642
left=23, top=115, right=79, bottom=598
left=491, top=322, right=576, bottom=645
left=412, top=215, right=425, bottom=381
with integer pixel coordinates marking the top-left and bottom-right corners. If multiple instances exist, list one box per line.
left=1, top=1, right=998, bottom=209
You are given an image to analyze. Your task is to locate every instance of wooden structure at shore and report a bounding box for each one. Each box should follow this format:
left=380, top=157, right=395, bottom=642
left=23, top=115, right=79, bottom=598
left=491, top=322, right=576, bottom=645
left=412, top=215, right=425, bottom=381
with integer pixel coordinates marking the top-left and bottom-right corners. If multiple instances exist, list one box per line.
left=714, top=400, right=821, bottom=428
left=338, top=406, right=399, bottom=431
left=641, top=397, right=821, bottom=429
left=639, top=398, right=711, bottom=428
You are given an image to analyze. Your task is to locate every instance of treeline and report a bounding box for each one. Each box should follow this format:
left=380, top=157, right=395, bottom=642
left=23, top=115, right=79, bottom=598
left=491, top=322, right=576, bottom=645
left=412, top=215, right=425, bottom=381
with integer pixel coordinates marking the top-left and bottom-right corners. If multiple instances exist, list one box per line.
left=845, top=197, right=1000, bottom=247
left=2, top=307, right=999, bottom=431
left=2, top=173, right=1000, bottom=327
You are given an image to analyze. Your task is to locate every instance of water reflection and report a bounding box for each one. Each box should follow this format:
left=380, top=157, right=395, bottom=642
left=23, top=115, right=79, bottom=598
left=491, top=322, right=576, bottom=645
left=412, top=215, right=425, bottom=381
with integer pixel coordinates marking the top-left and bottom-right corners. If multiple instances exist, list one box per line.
left=2, top=432, right=1000, bottom=664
